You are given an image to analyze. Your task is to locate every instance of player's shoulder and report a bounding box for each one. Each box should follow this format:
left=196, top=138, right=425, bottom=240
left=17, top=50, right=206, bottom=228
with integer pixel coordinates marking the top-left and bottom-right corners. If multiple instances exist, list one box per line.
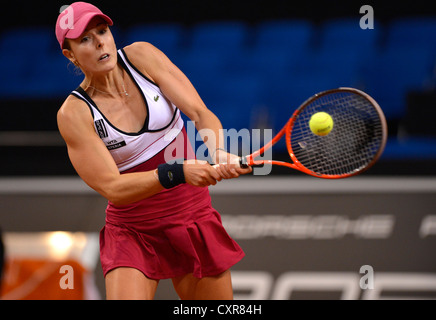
left=122, top=42, right=168, bottom=83
left=123, top=41, right=159, bottom=58
left=57, top=93, right=92, bottom=124
left=122, top=42, right=165, bottom=68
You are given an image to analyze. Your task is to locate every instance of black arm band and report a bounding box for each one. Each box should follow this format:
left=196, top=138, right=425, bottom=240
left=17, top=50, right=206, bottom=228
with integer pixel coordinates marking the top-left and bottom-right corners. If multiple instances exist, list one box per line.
left=157, top=161, right=186, bottom=189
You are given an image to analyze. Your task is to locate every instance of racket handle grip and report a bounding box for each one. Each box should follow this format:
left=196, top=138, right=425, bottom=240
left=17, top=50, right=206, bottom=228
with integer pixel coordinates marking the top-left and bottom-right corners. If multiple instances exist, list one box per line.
left=239, top=156, right=249, bottom=168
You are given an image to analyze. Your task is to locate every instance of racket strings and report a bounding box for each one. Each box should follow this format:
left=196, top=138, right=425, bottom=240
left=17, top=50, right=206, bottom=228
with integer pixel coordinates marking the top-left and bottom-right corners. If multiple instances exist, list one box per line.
left=289, top=91, right=385, bottom=177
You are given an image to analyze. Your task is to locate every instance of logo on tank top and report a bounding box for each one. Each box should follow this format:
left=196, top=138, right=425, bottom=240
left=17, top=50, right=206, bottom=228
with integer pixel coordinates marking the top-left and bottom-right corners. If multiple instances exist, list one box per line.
left=104, top=136, right=127, bottom=150
left=95, top=119, right=108, bottom=138
left=95, top=120, right=126, bottom=150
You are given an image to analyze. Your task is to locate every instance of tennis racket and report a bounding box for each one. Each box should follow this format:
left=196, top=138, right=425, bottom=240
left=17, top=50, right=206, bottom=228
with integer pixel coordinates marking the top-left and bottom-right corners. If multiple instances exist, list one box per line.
left=239, top=87, right=387, bottom=179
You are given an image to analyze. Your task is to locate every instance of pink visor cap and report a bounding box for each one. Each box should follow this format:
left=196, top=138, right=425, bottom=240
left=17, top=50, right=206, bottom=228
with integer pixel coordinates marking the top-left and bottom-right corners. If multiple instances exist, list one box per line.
left=55, top=2, right=113, bottom=49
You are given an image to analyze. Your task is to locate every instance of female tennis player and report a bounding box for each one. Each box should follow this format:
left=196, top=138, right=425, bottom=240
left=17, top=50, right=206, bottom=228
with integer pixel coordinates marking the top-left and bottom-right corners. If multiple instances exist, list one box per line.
left=55, top=2, right=251, bottom=299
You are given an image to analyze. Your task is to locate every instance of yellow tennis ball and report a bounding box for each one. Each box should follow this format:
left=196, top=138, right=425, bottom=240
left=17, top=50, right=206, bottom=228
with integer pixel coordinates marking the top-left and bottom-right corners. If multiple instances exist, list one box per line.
left=309, top=112, right=334, bottom=136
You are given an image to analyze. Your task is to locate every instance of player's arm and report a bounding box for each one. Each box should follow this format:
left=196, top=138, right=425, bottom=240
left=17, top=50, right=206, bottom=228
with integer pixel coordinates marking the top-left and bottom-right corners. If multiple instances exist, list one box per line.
left=124, top=42, right=252, bottom=177
left=57, top=96, right=164, bottom=205
left=57, top=97, right=219, bottom=206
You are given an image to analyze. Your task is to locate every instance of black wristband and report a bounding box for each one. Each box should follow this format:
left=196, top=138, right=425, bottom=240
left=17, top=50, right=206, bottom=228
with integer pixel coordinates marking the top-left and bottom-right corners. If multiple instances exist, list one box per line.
left=157, top=161, right=186, bottom=189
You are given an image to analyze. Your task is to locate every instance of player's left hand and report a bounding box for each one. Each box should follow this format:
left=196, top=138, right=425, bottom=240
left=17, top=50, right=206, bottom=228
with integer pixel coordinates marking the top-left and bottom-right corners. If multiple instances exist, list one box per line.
left=214, top=150, right=252, bottom=179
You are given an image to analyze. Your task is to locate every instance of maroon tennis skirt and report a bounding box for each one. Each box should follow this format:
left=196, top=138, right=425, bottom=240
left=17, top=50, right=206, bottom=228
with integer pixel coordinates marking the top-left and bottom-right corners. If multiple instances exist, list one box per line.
left=99, top=191, right=245, bottom=279
left=99, top=127, right=244, bottom=279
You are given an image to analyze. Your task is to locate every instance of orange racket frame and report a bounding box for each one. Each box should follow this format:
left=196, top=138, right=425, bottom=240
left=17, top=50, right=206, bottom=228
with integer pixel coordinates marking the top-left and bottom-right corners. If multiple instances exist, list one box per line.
left=239, top=88, right=388, bottom=179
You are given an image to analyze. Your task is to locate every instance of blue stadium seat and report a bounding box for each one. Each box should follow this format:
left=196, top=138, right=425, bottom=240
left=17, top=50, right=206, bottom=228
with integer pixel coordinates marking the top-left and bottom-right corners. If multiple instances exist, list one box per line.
left=124, top=23, right=184, bottom=59
left=258, top=44, right=367, bottom=135
left=233, top=20, right=315, bottom=77
left=0, top=27, right=54, bottom=55
left=37, top=53, right=83, bottom=98
left=0, top=27, right=57, bottom=98
left=362, top=46, right=434, bottom=120
left=386, top=17, right=436, bottom=55
left=110, top=25, right=125, bottom=49
left=231, top=46, right=297, bottom=82
left=254, top=19, right=315, bottom=52
left=196, top=73, right=265, bottom=132
left=381, top=137, right=436, bottom=160
left=178, top=21, right=251, bottom=91
left=0, top=51, right=81, bottom=99
left=319, top=18, right=381, bottom=57
left=291, top=48, right=365, bottom=88
left=176, top=49, right=230, bottom=93
left=189, top=21, right=249, bottom=55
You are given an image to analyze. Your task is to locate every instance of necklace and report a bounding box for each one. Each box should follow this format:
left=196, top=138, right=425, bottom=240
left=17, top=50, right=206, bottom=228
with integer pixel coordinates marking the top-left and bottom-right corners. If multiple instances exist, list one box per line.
left=88, top=83, right=129, bottom=96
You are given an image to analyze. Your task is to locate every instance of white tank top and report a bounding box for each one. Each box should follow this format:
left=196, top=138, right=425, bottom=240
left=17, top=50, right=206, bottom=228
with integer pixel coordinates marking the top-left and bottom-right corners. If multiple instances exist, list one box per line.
left=71, top=48, right=184, bottom=172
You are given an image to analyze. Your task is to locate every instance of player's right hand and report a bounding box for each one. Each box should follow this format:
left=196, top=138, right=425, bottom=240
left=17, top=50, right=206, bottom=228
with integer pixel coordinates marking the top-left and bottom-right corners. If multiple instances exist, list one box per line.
left=183, top=160, right=223, bottom=187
